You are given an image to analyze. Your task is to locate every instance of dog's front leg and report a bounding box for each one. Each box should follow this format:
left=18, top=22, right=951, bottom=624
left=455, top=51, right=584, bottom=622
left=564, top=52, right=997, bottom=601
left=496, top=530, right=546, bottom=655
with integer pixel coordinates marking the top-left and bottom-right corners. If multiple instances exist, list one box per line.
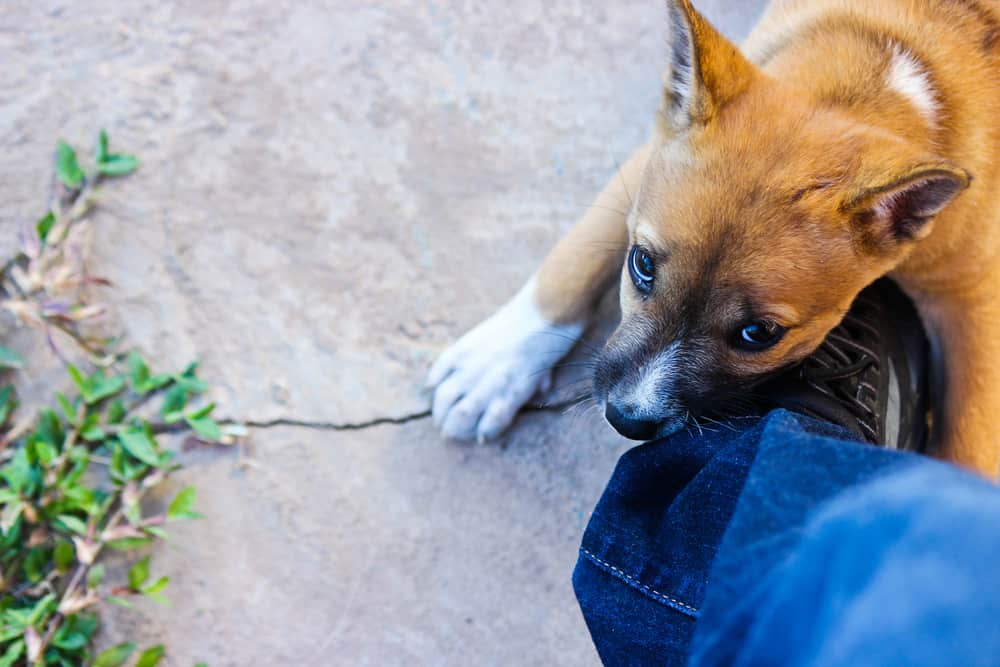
left=428, top=142, right=653, bottom=441
left=918, top=291, right=1000, bottom=476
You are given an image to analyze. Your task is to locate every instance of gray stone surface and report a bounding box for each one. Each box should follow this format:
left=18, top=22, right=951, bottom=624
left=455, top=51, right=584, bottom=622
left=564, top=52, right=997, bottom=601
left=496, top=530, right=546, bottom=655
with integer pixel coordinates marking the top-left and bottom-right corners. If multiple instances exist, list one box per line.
left=1, top=1, right=766, bottom=664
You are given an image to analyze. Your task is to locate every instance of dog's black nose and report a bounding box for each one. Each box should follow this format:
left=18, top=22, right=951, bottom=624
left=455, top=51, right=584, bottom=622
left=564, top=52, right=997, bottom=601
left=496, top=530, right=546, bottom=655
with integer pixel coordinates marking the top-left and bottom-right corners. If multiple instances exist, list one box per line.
left=604, top=402, right=662, bottom=440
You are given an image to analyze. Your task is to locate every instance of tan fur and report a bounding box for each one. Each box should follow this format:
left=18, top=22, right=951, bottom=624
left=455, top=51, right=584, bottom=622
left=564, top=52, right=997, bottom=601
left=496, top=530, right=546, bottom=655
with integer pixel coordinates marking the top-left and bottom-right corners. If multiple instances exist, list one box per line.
left=535, top=143, right=653, bottom=324
left=532, top=0, right=1000, bottom=475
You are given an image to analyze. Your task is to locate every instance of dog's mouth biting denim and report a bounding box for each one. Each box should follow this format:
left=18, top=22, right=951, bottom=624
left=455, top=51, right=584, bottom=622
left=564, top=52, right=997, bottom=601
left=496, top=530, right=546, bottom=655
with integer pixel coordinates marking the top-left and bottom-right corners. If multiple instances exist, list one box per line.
left=592, top=330, right=693, bottom=441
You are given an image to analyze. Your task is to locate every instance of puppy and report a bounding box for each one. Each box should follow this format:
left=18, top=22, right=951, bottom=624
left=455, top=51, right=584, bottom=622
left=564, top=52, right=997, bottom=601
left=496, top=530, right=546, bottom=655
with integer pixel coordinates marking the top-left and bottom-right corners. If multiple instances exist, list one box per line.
left=429, top=0, right=1000, bottom=476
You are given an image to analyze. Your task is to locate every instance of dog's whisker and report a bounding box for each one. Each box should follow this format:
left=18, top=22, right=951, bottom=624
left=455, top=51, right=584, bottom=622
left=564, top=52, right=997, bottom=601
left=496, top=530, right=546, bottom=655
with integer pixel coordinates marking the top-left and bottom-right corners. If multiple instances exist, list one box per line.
left=534, top=330, right=604, bottom=355
left=575, top=203, right=629, bottom=217
left=560, top=394, right=603, bottom=432
left=701, top=414, right=739, bottom=432
left=526, top=362, right=597, bottom=382
left=611, top=154, right=634, bottom=210
left=550, top=359, right=599, bottom=370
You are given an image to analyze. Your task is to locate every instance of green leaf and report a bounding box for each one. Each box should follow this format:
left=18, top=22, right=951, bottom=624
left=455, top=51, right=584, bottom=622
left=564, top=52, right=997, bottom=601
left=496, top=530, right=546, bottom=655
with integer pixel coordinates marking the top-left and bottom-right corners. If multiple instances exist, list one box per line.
left=135, top=645, right=166, bottom=667
left=194, top=663, right=208, bottom=667
left=93, top=642, right=136, bottom=667
left=56, top=141, right=85, bottom=189
left=110, top=441, right=146, bottom=483
left=142, top=576, right=169, bottom=604
left=36, top=210, right=55, bottom=243
left=106, top=537, right=152, bottom=551
left=0, top=385, right=17, bottom=428
left=106, top=399, right=126, bottom=424
left=2, top=447, right=33, bottom=493
left=143, top=525, right=168, bottom=540
left=128, top=556, right=150, bottom=590
left=86, top=373, right=126, bottom=405
left=186, top=416, right=220, bottom=442
left=25, top=547, right=51, bottom=583
left=87, top=563, right=105, bottom=588
left=95, top=129, right=109, bottom=164
left=187, top=402, right=215, bottom=420
left=25, top=593, right=56, bottom=625
left=54, top=540, right=75, bottom=572
left=29, top=437, right=57, bottom=465
left=53, top=631, right=88, bottom=650
left=148, top=373, right=172, bottom=390
left=173, top=363, right=207, bottom=394
left=67, top=364, right=88, bottom=394
left=81, top=425, right=107, bottom=442
left=72, top=612, right=99, bottom=639
left=96, top=153, right=139, bottom=176
left=36, top=408, right=63, bottom=452
left=0, top=640, right=24, bottom=667
left=0, top=346, right=23, bottom=371
left=167, top=486, right=200, bottom=521
left=94, top=129, right=140, bottom=176
left=0, top=524, right=22, bottom=551
left=62, top=477, right=95, bottom=509
left=128, top=351, right=150, bottom=389
left=0, top=501, right=22, bottom=535
left=143, top=576, right=169, bottom=595
left=56, top=514, right=88, bottom=535
left=128, top=352, right=172, bottom=394
left=69, top=365, right=126, bottom=405
left=106, top=596, right=135, bottom=609
left=57, top=392, right=76, bottom=422
left=118, top=427, right=160, bottom=466
left=160, top=386, right=188, bottom=421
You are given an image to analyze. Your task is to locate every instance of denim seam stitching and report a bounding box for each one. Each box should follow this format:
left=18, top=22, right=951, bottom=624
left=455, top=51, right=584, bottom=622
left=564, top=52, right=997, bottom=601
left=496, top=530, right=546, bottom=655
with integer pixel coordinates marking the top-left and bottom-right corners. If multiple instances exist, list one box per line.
left=580, top=548, right=700, bottom=617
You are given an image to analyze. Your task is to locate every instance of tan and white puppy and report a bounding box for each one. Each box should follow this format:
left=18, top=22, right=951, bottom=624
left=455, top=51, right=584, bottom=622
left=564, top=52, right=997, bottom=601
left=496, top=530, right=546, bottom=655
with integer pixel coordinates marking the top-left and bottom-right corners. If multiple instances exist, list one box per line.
left=429, top=0, right=1000, bottom=476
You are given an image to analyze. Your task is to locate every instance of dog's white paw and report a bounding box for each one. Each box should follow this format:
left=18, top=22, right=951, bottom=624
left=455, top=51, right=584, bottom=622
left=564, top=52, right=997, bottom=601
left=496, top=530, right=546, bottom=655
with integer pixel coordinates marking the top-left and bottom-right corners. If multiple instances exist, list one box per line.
left=428, top=278, right=583, bottom=442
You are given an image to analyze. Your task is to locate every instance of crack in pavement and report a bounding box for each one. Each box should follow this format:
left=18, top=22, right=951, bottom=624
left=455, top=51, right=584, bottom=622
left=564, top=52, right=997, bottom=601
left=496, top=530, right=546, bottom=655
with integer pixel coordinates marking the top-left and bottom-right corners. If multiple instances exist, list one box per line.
left=206, top=396, right=589, bottom=435
left=222, top=410, right=432, bottom=432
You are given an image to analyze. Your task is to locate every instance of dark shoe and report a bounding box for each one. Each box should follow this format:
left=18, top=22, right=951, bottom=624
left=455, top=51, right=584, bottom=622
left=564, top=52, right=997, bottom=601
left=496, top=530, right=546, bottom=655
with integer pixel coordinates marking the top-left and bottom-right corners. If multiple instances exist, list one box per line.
left=759, top=278, right=931, bottom=452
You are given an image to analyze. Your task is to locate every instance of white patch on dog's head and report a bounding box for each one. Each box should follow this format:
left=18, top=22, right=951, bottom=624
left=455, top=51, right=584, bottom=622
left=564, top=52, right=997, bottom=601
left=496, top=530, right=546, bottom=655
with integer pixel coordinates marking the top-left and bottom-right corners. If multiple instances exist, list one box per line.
left=886, top=44, right=939, bottom=126
left=659, top=135, right=695, bottom=170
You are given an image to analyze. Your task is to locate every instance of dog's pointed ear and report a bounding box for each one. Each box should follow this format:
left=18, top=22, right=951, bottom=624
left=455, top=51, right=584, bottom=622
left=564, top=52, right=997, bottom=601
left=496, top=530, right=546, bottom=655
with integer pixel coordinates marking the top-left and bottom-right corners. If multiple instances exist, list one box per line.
left=845, top=164, right=971, bottom=246
left=661, top=0, right=759, bottom=131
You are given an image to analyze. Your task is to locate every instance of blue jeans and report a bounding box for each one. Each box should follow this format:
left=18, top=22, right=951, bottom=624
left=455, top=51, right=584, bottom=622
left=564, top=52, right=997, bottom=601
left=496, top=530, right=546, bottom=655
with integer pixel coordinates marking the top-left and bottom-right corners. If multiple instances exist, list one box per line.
left=573, top=410, right=1000, bottom=666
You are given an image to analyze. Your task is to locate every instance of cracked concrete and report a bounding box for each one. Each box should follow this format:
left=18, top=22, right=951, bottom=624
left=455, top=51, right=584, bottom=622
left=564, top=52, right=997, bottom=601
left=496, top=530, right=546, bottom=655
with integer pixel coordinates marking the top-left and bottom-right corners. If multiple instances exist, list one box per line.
left=1, top=1, right=766, bottom=664
left=225, top=410, right=434, bottom=432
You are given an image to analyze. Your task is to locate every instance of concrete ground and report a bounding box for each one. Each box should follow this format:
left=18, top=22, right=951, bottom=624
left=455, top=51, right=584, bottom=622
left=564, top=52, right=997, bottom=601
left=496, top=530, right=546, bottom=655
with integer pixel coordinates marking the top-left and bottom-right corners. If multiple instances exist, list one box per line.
left=1, top=1, right=766, bottom=664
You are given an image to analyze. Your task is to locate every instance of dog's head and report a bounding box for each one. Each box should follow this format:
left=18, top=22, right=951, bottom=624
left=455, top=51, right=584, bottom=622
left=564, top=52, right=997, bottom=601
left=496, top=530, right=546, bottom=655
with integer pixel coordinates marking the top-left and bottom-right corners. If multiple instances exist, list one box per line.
left=594, top=0, right=971, bottom=440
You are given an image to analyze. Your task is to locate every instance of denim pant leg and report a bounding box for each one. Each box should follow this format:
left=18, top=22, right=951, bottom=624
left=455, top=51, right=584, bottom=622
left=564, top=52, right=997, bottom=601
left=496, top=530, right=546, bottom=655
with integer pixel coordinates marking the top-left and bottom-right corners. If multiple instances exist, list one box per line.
left=573, top=409, right=1000, bottom=666
left=573, top=413, right=775, bottom=666
left=689, top=424, right=1000, bottom=667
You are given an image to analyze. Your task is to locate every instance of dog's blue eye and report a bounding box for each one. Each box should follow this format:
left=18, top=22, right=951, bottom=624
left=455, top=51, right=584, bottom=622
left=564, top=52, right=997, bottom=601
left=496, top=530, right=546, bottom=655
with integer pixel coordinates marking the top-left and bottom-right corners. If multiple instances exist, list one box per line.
left=736, top=321, right=786, bottom=351
left=628, top=245, right=656, bottom=293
